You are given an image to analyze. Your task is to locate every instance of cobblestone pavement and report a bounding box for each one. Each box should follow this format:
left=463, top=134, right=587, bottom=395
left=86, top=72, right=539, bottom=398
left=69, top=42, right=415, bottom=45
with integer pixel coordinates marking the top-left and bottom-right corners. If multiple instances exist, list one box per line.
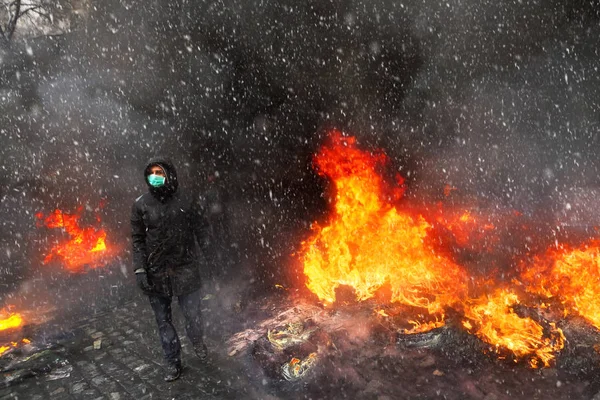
left=3, top=290, right=600, bottom=400
left=0, top=295, right=254, bottom=400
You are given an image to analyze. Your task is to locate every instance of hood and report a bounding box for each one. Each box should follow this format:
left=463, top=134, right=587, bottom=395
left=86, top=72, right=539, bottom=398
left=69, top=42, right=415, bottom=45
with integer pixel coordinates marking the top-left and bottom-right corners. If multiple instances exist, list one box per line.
left=144, top=156, right=178, bottom=199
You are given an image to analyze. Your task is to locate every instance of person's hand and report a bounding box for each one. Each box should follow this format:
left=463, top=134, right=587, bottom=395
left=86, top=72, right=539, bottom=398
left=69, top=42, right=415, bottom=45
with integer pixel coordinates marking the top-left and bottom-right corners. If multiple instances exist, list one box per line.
left=135, top=270, right=153, bottom=293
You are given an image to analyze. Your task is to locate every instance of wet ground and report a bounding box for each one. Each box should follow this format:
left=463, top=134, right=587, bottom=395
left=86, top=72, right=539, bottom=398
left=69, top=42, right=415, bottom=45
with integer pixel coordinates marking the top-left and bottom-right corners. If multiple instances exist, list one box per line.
left=2, top=288, right=600, bottom=400
left=0, top=294, right=245, bottom=400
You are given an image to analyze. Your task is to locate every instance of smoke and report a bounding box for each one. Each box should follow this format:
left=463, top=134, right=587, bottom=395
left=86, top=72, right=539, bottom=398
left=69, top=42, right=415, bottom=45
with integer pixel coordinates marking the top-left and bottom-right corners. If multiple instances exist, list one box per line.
left=0, top=0, right=599, bottom=320
left=398, top=1, right=600, bottom=212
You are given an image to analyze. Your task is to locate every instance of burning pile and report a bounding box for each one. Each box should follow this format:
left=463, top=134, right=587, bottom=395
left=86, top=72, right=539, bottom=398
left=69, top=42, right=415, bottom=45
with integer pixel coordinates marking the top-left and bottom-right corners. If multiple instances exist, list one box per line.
left=229, top=130, right=589, bottom=384
left=302, top=131, right=564, bottom=367
left=36, top=206, right=111, bottom=272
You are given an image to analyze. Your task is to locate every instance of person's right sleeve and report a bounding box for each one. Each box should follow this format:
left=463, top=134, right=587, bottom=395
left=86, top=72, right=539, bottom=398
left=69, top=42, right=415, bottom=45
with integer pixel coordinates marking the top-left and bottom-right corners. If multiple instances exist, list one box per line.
left=131, top=201, right=148, bottom=272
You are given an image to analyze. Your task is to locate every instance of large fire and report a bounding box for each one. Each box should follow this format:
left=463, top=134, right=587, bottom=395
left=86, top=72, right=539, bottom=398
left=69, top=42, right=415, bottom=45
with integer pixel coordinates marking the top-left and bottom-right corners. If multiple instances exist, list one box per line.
left=300, top=130, right=575, bottom=368
left=301, top=131, right=467, bottom=317
left=36, top=207, right=111, bottom=272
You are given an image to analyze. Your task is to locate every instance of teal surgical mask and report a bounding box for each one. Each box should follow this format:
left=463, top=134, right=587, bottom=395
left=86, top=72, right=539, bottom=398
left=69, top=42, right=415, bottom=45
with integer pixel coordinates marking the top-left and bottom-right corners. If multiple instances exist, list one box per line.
left=148, top=174, right=166, bottom=187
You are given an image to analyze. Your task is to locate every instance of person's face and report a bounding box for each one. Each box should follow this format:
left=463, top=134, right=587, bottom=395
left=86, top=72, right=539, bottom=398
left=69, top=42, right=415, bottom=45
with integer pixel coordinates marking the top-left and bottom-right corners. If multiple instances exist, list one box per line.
left=149, top=165, right=166, bottom=177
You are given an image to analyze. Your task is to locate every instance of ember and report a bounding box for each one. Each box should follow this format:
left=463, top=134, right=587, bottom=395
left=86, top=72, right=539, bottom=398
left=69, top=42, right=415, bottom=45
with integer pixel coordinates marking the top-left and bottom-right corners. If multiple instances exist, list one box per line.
left=282, top=353, right=318, bottom=381
left=36, top=207, right=112, bottom=271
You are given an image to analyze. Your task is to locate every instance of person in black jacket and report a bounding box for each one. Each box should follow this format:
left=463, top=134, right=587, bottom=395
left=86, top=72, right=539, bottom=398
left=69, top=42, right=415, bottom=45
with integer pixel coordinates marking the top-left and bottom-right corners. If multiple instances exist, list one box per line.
left=131, top=157, right=209, bottom=382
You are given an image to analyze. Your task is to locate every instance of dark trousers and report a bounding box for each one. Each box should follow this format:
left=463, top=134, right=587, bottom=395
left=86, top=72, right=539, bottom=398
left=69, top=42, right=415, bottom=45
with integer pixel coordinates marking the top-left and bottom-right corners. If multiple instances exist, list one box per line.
left=148, top=288, right=204, bottom=366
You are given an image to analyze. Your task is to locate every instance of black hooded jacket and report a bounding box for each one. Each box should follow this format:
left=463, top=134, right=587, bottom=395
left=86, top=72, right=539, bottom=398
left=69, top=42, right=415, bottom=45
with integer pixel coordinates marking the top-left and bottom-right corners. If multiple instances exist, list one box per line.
left=130, top=157, right=208, bottom=296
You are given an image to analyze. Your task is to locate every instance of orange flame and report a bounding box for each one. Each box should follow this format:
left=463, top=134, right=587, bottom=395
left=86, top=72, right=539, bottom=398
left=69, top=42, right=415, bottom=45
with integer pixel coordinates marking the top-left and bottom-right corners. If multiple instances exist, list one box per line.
left=0, top=308, right=25, bottom=357
left=405, top=317, right=446, bottom=334
left=0, top=309, right=23, bottom=332
left=299, top=130, right=567, bottom=367
left=0, top=314, right=23, bottom=331
left=436, top=209, right=497, bottom=248
left=0, top=339, right=31, bottom=357
left=520, top=240, right=600, bottom=330
left=36, top=207, right=110, bottom=271
left=301, top=131, right=467, bottom=316
left=461, top=289, right=565, bottom=368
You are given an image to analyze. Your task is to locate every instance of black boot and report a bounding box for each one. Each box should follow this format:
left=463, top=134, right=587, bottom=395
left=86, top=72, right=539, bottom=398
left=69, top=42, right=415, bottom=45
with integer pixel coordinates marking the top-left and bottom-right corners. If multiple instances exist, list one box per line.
left=164, top=363, right=182, bottom=382
left=193, top=342, right=208, bottom=361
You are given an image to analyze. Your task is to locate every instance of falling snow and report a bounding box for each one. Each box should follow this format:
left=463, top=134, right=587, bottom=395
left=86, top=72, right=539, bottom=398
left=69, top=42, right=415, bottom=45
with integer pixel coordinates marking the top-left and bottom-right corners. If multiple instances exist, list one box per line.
left=1, top=0, right=600, bottom=398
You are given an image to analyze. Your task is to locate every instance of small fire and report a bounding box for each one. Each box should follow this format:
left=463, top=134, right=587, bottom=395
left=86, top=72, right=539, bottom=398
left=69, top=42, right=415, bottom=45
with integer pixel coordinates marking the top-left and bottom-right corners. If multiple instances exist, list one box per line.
left=36, top=207, right=111, bottom=271
left=520, top=240, right=600, bottom=330
left=0, top=308, right=26, bottom=357
left=282, top=353, right=318, bottom=381
left=0, top=339, right=31, bottom=357
left=375, top=309, right=389, bottom=317
left=0, top=308, right=23, bottom=332
left=405, top=317, right=446, bottom=334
